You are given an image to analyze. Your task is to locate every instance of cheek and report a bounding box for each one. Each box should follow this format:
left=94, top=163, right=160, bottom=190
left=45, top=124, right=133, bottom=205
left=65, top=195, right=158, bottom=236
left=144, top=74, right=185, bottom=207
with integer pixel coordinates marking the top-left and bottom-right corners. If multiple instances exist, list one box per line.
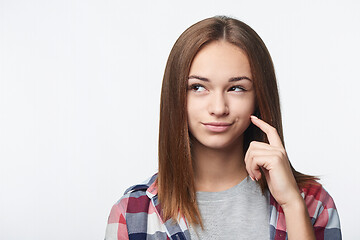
left=186, top=107, right=198, bottom=137
left=233, top=98, right=256, bottom=117
left=186, top=101, right=197, bottom=131
left=187, top=97, right=204, bottom=119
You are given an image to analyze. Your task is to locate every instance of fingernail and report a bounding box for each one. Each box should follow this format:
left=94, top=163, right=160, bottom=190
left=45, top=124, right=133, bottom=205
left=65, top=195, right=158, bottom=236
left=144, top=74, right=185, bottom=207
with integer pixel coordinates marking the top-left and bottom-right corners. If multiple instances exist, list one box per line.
left=255, top=177, right=258, bottom=181
left=250, top=176, right=255, bottom=181
left=251, top=115, right=258, bottom=119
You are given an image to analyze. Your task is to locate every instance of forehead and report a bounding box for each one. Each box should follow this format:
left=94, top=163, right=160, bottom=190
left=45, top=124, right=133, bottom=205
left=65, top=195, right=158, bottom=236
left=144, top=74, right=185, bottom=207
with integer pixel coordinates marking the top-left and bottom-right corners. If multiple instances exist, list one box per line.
left=189, top=41, right=252, bottom=79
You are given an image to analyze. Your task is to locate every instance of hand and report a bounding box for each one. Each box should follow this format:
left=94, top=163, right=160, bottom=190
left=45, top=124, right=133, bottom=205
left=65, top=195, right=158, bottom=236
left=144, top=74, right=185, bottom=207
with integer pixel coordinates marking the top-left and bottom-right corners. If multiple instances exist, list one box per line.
left=244, top=115, right=302, bottom=208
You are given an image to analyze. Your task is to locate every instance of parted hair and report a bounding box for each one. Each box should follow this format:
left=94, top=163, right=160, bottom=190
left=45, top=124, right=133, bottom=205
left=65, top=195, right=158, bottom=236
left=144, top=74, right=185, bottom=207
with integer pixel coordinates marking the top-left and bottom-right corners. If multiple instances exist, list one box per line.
left=157, top=15, right=318, bottom=226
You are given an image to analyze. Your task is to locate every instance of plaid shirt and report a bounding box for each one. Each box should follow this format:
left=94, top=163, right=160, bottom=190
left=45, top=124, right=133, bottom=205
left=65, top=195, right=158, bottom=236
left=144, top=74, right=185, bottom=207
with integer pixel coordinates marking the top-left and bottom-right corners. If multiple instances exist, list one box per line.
left=105, top=174, right=341, bottom=240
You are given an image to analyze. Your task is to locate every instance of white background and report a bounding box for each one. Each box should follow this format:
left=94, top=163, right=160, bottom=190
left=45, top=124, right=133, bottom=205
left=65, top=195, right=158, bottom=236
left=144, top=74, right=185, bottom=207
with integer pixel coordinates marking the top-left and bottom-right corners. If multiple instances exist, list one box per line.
left=1, top=0, right=359, bottom=239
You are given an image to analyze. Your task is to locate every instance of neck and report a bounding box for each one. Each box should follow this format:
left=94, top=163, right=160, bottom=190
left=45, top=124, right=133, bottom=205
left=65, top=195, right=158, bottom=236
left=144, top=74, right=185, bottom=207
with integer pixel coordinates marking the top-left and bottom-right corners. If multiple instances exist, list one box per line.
left=191, top=137, right=248, bottom=192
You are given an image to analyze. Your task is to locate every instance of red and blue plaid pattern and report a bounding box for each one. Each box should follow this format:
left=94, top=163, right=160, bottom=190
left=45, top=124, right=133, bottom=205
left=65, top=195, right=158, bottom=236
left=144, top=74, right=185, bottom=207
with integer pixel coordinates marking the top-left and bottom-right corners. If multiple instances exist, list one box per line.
left=105, top=174, right=341, bottom=240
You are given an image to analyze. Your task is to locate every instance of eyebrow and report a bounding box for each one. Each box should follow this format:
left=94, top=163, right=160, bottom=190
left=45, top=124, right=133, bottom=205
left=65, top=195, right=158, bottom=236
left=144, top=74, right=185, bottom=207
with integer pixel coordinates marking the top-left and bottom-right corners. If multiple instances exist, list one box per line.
left=188, top=75, right=252, bottom=82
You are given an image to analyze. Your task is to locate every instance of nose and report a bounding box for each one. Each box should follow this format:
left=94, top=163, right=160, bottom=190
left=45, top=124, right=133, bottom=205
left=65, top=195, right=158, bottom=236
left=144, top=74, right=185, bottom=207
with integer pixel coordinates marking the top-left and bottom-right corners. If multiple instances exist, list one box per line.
left=208, top=92, right=229, bottom=117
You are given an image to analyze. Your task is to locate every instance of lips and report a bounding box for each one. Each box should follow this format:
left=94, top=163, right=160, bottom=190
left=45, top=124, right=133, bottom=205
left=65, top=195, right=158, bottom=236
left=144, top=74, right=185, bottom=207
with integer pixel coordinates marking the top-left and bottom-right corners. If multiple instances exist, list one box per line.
left=202, top=122, right=233, bottom=132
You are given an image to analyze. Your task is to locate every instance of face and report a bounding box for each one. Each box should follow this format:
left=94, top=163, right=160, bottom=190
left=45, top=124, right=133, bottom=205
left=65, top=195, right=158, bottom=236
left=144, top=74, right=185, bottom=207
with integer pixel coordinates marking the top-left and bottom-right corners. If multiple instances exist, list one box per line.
left=187, top=41, right=255, bottom=150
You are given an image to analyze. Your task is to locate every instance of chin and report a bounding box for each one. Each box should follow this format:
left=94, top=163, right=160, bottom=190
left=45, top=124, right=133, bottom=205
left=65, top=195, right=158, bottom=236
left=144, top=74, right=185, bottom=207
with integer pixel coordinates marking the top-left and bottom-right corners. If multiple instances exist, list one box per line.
left=194, top=136, right=243, bottom=151
left=208, top=142, right=240, bottom=151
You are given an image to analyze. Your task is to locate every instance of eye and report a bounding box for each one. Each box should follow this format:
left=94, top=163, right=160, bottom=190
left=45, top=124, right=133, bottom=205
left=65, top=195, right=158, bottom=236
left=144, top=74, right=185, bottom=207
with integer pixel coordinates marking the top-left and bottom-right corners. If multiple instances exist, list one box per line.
left=189, top=84, right=206, bottom=92
left=228, top=85, right=246, bottom=92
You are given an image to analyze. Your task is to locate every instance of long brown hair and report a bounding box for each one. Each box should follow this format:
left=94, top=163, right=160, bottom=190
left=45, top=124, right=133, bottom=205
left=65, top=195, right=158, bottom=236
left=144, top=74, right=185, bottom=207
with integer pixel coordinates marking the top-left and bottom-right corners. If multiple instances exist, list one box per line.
left=157, top=15, right=318, bottom=226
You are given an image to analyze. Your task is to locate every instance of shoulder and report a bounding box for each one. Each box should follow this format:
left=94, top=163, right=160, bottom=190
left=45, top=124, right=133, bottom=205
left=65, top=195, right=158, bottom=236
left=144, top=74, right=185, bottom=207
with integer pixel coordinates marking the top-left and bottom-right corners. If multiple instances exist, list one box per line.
left=269, top=183, right=342, bottom=239
left=300, top=183, right=342, bottom=239
left=105, top=174, right=158, bottom=240
left=300, top=183, right=337, bottom=219
left=111, top=173, right=158, bottom=214
left=123, top=173, right=158, bottom=196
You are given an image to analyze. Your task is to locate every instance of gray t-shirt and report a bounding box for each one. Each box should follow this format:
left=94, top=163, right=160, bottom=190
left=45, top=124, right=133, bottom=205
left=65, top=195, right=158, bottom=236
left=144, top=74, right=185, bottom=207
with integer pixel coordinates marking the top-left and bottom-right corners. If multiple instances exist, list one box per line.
left=188, top=176, right=270, bottom=240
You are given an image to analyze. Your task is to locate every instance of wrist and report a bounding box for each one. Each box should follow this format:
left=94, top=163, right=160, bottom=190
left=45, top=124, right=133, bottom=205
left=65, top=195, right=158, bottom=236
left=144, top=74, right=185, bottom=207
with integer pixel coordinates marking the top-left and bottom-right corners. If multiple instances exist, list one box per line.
left=281, top=194, right=306, bottom=214
left=281, top=194, right=316, bottom=240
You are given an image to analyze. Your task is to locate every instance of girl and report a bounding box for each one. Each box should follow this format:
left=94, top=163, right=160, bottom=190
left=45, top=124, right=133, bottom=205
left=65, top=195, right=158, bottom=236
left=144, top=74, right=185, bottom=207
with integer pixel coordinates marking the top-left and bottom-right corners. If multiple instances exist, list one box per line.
left=105, top=16, right=341, bottom=240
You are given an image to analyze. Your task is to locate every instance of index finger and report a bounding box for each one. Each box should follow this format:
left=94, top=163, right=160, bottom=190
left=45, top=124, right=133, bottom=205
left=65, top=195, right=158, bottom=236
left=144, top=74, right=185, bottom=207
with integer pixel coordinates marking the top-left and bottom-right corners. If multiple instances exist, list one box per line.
left=250, top=115, right=283, bottom=147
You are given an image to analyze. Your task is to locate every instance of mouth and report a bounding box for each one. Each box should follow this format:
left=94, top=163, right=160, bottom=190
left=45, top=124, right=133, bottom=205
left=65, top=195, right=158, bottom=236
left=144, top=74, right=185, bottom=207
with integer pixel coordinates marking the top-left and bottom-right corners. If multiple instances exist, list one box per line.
left=202, top=122, right=233, bottom=132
